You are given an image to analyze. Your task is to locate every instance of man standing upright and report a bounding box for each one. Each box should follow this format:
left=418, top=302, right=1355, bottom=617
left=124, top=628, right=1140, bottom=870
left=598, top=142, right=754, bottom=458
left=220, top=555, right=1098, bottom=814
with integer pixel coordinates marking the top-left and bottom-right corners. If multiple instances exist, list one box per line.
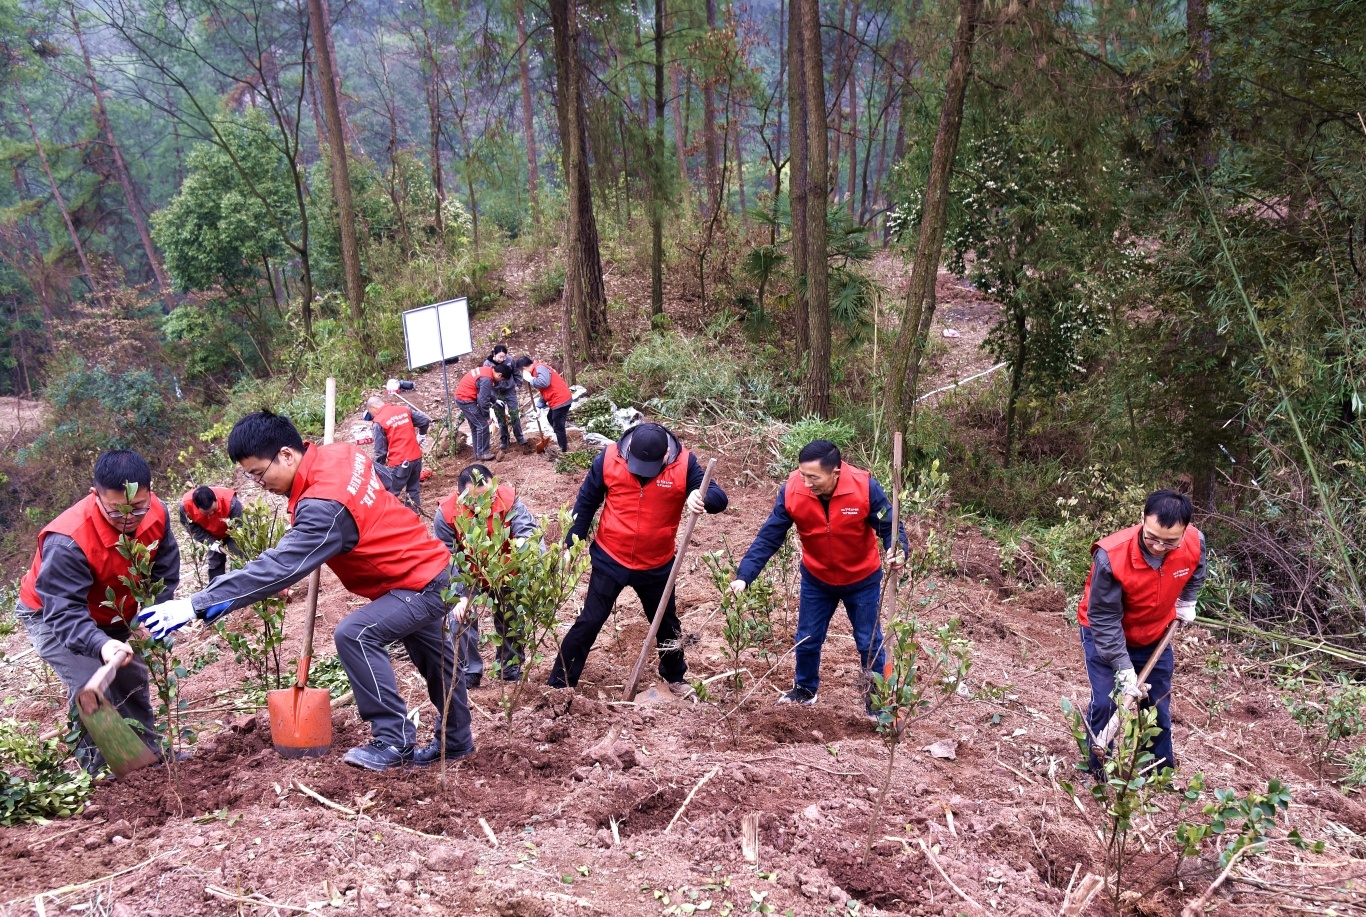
left=366, top=390, right=431, bottom=511
left=549, top=422, right=727, bottom=692
left=1078, top=489, right=1205, bottom=773
left=139, top=412, right=472, bottom=772
left=514, top=354, right=573, bottom=454
left=731, top=440, right=906, bottom=716
left=16, top=450, right=181, bottom=772
left=179, top=485, right=242, bottom=583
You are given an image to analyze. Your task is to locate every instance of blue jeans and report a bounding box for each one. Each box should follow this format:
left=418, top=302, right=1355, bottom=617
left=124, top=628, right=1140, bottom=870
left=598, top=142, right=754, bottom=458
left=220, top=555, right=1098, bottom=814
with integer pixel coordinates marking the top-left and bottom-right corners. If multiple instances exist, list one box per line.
left=793, top=568, right=886, bottom=695
left=1080, top=626, right=1174, bottom=773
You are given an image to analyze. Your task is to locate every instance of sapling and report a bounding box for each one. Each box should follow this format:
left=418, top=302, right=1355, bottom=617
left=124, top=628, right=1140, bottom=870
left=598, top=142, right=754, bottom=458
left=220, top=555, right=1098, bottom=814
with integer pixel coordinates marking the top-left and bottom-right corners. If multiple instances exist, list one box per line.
left=702, top=549, right=777, bottom=693
left=1279, top=673, right=1366, bottom=779
left=215, top=502, right=287, bottom=699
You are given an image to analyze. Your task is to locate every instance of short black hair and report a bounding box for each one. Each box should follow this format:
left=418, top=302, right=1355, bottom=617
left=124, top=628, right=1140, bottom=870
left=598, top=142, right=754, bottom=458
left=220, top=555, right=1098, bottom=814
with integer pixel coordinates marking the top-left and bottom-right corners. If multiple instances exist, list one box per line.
left=227, top=411, right=306, bottom=462
left=512, top=355, right=534, bottom=371
left=797, top=440, right=841, bottom=471
left=458, top=464, right=494, bottom=490
left=492, top=361, right=514, bottom=380
left=1143, top=489, right=1193, bottom=528
left=488, top=344, right=509, bottom=361
left=192, top=485, right=218, bottom=512
left=93, top=450, right=152, bottom=492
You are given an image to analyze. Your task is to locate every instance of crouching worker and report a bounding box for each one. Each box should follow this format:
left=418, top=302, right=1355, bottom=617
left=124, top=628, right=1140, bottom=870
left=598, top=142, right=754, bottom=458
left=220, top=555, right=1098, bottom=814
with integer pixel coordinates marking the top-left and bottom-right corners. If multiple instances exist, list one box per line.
left=139, top=412, right=472, bottom=772
left=434, top=464, right=543, bottom=686
left=16, top=450, right=181, bottom=773
left=1078, top=488, right=1206, bottom=774
left=179, top=485, right=242, bottom=583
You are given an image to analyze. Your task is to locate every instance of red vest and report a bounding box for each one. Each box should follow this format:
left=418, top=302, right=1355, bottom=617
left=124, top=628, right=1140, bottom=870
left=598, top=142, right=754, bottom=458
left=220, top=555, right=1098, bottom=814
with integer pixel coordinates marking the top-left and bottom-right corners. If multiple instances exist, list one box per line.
left=455, top=365, right=496, bottom=402
left=440, top=483, right=517, bottom=532
left=287, top=443, right=450, bottom=599
left=784, top=464, right=881, bottom=586
left=181, top=486, right=236, bottom=540
left=533, top=362, right=573, bottom=409
left=596, top=444, right=690, bottom=570
left=372, top=404, right=423, bottom=465
left=19, top=494, right=170, bottom=626
left=1077, top=523, right=1204, bottom=646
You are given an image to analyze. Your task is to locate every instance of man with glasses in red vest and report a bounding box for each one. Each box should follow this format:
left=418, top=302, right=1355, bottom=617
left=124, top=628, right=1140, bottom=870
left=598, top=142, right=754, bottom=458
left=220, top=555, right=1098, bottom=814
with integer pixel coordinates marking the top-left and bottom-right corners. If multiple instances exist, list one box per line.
left=16, top=450, right=181, bottom=772
left=549, top=422, right=727, bottom=692
left=365, top=392, right=431, bottom=511
left=179, top=485, right=243, bottom=583
left=1078, top=489, right=1206, bottom=774
left=730, top=440, right=906, bottom=718
left=139, top=412, right=471, bottom=772
left=514, top=354, right=573, bottom=454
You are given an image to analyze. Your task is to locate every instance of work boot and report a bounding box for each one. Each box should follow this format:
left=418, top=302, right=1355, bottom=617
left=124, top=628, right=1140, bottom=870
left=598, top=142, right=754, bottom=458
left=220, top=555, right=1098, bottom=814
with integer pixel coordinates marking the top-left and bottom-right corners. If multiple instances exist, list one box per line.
left=666, top=680, right=696, bottom=700
left=465, top=671, right=482, bottom=689
left=776, top=686, right=818, bottom=707
left=499, top=664, right=522, bottom=682
left=342, top=739, right=414, bottom=772
left=411, top=739, right=475, bottom=768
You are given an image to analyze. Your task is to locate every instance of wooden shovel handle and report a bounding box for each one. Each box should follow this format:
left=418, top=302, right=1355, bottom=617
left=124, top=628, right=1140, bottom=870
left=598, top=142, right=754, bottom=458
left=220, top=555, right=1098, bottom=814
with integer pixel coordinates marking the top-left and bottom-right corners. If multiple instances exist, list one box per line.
left=294, top=377, right=333, bottom=689
left=1093, top=620, right=1181, bottom=752
left=77, top=649, right=131, bottom=715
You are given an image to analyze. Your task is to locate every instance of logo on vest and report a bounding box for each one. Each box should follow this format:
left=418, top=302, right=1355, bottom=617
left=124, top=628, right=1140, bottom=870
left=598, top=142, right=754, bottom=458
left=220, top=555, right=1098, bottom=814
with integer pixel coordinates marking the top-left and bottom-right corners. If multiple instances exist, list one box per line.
left=386, top=414, right=410, bottom=429
left=655, top=479, right=674, bottom=488
left=840, top=507, right=860, bottom=515
left=1172, top=567, right=1191, bottom=578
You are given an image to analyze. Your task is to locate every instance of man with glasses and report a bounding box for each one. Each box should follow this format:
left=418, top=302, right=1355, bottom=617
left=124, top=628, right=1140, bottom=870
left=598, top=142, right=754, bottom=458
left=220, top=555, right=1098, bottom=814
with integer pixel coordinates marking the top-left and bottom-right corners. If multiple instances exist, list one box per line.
left=15, top=450, right=181, bottom=773
left=1077, top=488, right=1206, bottom=774
left=139, top=412, right=472, bottom=772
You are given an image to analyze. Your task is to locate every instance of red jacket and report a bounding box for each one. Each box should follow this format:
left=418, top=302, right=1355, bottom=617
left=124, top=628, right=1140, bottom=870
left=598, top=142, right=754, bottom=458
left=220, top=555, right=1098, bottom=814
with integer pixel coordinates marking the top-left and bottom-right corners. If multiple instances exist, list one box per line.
left=784, top=464, right=881, bottom=586
left=19, top=494, right=170, bottom=625
left=181, top=486, right=236, bottom=540
left=596, top=444, right=690, bottom=570
left=1077, top=523, right=1204, bottom=646
left=455, top=365, right=497, bottom=403
left=532, top=362, right=573, bottom=410
left=287, top=443, right=450, bottom=599
left=372, top=404, right=423, bottom=465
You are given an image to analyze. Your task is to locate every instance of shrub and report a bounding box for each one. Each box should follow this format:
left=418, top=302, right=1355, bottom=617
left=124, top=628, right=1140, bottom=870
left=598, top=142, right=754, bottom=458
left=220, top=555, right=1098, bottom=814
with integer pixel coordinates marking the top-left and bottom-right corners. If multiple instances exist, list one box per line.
left=0, top=720, right=92, bottom=825
left=217, top=502, right=289, bottom=698
left=610, top=332, right=793, bottom=422
left=771, top=415, right=857, bottom=478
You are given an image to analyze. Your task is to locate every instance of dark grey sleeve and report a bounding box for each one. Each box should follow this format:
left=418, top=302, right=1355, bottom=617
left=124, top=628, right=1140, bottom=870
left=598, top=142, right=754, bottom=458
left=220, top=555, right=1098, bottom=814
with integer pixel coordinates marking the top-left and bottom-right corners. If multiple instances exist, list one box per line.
left=372, top=421, right=389, bottom=465
left=228, top=498, right=244, bottom=521
left=507, top=500, right=543, bottom=547
left=191, top=498, right=358, bottom=620
left=1085, top=547, right=1132, bottom=672
left=1179, top=531, right=1208, bottom=603
left=433, top=511, right=457, bottom=552
left=532, top=365, right=552, bottom=390
left=33, top=536, right=110, bottom=659
left=149, top=521, right=181, bottom=602
left=477, top=378, right=494, bottom=412
left=411, top=408, right=432, bottom=435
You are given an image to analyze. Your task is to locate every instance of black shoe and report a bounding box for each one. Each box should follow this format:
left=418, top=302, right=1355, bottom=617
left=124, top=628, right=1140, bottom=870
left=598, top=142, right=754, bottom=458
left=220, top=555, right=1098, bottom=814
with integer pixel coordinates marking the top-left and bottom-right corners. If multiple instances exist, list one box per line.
left=776, top=687, right=818, bottom=706
left=412, top=739, right=475, bottom=768
left=465, top=671, right=482, bottom=689
left=342, top=740, right=414, bottom=771
left=499, top=665, right=522, bottom=682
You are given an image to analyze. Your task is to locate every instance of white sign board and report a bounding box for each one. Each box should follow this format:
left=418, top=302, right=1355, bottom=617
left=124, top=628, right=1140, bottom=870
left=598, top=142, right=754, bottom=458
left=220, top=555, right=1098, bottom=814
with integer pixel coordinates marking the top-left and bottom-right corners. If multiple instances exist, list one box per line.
left=402, top=297, right=473, bottom=370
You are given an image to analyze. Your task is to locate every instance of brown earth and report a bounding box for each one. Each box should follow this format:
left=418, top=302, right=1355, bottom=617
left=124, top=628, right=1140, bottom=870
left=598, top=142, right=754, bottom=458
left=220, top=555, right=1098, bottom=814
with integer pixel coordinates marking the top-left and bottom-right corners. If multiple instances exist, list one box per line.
left=1, top=252, right=1363, bottom=916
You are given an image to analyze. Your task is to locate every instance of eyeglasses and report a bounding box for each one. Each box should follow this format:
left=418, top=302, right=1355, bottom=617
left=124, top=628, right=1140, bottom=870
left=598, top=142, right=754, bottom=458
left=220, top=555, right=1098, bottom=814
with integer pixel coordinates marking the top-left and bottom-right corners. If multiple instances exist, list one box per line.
left=99, top=497, right=150, bottom=519
left=243, top=452, right=279, bottom=483
left=1141, top=529, right=1184, bottom=549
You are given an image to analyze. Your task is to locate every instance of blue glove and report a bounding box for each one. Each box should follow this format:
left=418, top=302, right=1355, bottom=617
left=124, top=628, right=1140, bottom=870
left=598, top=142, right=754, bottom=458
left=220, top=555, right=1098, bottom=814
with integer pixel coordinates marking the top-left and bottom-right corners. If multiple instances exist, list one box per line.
left=137, top=598, right=197, bottom=640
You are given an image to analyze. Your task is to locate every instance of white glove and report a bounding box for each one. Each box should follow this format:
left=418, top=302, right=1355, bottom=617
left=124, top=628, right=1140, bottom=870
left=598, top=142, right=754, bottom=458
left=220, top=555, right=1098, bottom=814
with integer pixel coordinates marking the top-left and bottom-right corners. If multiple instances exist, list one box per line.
left=729, top=579, right=746, bottom=595
left=1115, top=667, right=1146, bottom=700
left=208, top=541, right=225, bottom=555
left=887, top=548, right=906, bottom=569
left=100, top=639, right=135, bottom=667
left=1175, top=600, right=1197, bottom=624
left=386, top=378, right=400, bottom=393
left=452, top=597, right=470, bottom=623
left=137, top=598, right=197, bottom=641
left=685, top=489, right=706, bottom=515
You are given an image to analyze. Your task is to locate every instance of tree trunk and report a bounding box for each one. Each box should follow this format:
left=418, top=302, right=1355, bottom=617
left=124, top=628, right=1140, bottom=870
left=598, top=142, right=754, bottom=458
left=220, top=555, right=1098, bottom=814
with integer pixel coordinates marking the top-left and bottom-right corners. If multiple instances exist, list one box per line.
left=1187, top=0, right=1214, bottom=172
left=787, top=0, right=809, bottom=356
left=14, top=76, right=100, bottom=302
left=800, top=0, right=829, bottom=418
left=69, top=1, right=171, bottom=297
left=1003, top=304, right=1027, bottom=468
left=883, top=0, right=980, bottom=439
left=651, top=0, right=666, bottom=315
left=307, top=0, right=365, bottom=326
left=420, top=11, right=446, bottom=236
left=846, top=6, right=859, bottom=218
left=773, top=0, right=785, bottom=234
left=831, top=0, right=846, bottom=194
left=517, top=0, right=540, bottom=213
left=733, top=88, right=746, bottom=225
left=702, top=0, right=720, bottom=219
left=671, top=56, right=690, bottom=210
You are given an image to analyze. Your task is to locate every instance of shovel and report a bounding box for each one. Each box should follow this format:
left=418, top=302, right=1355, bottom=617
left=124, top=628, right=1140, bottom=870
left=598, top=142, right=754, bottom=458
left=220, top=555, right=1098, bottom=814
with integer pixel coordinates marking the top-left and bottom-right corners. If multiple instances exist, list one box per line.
left=525, top=382, right=552, bottom=453
left=267, top=376, right=335, bottom=758
left=1092, top=619, right=1180, bottom=756
left=76, top=650, right=160, bottom=779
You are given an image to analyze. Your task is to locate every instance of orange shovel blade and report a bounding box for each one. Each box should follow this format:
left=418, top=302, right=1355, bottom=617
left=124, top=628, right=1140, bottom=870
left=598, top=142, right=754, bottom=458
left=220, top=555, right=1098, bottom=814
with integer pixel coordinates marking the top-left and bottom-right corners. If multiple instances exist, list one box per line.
left=267, top=684, right=333, bottom=759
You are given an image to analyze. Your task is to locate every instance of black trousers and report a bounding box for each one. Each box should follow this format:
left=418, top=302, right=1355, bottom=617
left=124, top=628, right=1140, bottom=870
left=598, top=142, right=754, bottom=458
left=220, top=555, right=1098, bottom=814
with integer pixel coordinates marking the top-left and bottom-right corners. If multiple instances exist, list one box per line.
left=548, top=556, right=686, bottom=688
left=548, top=404, right=570, bottom=452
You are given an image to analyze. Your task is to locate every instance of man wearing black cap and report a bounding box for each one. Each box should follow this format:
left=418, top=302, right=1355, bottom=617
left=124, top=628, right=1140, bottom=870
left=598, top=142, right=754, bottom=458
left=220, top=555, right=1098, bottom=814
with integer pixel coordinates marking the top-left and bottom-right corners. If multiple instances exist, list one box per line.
left=549, top=423, right=727, bottom=693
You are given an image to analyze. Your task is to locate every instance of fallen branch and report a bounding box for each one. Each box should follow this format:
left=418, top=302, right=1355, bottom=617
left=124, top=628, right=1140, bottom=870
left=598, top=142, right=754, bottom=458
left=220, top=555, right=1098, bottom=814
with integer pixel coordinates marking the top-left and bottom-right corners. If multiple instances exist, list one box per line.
left=665, top=765, right=720, bottom=834
left=205, top=885, right=315, bottom=913
left=291, top=781, right=445, bottom=840
left=917, top=837, right=986, bottom=914
left=11, top=851, right=173, bottom=907
left=28, top=818, right=104, bottom=849
left=1182, top=845, right=1256, bottom=917
left=1060, top=872, right=1105, bottom=916
left=739, top=755, right=865, bottom=778
left=478, top=816, right=499, bottom=847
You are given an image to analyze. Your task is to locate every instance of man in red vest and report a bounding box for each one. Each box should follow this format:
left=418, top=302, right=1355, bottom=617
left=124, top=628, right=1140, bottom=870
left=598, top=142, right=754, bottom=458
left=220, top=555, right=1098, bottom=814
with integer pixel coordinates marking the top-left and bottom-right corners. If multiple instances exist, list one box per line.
left=365, top=393, right=431, bottom=511
left=179, top=485, right=243, bottom=582
left=455, top=362, right=512, bottom=461
left=16, top=450, right=181, bottom=772
left=514, top=355, right=573, bottom=453
left=549, top=423, right=727, bottom=691
left=139, top=412, right=472, bottom=772
left=434, top=463, right=543, bottom=686
left=1077, top=489, right=1205, bottom=773
left=731, top=440, right=906, bottom=716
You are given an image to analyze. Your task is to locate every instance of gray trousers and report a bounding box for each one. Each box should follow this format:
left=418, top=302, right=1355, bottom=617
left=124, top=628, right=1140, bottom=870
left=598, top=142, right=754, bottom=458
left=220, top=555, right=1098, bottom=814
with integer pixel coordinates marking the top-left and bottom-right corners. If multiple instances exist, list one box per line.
left=17, top=607, right=158, bottom=773
left=458, top=399, right=491, bottom=457
left=492, top=393, right=525, bottom=448
left=332, top=572, right=472, bottom=752
left=382, top=459, right=422, bottom=511
left=454, top=595, right=524, bottom=680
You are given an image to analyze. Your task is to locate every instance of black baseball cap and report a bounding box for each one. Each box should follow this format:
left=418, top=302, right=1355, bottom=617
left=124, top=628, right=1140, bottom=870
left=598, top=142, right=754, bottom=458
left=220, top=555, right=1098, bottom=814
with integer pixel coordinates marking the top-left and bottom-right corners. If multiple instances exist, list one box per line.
left=625, top=423, right=669, bottom=477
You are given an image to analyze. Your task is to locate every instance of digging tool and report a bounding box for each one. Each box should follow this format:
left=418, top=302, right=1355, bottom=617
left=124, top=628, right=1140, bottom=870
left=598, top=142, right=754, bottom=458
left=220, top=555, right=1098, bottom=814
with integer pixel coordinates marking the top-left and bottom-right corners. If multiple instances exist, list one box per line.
left=622, top=458, right=718, bottom=701
left=1092, top=619, right=1181, bottom=756
left=525, top=382, right=552, bottom=453
left=868, top=432, right=903, bottom=688
left=267, top=377, right=335, bottom=758
left=76, top=650, right=160, bottom=779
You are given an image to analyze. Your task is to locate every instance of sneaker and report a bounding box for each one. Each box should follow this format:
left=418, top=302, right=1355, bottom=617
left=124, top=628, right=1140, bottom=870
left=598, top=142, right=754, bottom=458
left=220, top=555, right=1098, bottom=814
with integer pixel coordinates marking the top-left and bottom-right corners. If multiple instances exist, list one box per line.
left=776, top=687, right=818, bottom=706
left=411, top=739, right=475, bottom=768
left=864, top=692, right=881, bottom=723
left=666, top=680, right=696, bottom=699
left=342, top=740, right=414, bottom=772
left=475, top=452, right=497, bottom=462
left=465, top=671, right=483, bottom=689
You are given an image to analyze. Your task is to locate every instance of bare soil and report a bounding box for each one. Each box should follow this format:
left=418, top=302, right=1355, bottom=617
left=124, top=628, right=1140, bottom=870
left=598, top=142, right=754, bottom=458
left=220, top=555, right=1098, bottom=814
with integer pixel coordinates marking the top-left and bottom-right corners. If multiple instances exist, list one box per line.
left=2, top=252, right=1362, bottom=916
